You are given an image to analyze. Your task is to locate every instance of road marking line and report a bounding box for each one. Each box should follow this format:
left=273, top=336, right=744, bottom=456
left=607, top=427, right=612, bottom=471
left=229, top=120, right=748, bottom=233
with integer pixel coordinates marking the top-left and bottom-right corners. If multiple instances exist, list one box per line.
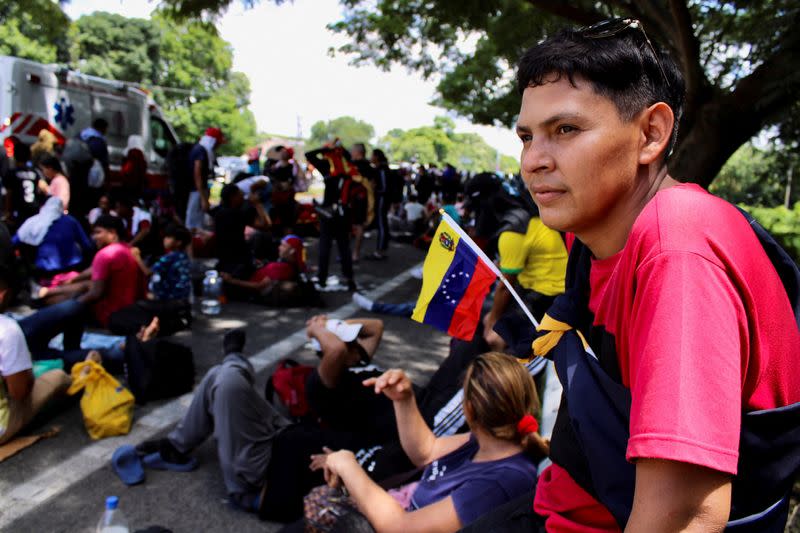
left=0, top=264, right=421, bottom=527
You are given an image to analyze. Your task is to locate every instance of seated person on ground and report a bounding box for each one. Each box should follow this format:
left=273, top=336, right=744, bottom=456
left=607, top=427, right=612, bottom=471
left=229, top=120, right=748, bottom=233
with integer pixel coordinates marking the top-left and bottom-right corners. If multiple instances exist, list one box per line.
left=37, top=156, right=70, bottom=213
left=0, top=265, right=71, bottom=445
left=88, top=194, right=112, bottom=225
left=305, top=352, right=547, bottom=532
left=221, top=234, right=306, bottom=303
left=132, top=223, right=193, bottom=302
left=37, top=215, right=144, bottom=330
left=135, top=329, right=291, bottom=513
left=113, top=195, right=151, bottom=248
left=212, top=183, right=271, bottom=280
left=13, top=197, right=93, bottom=285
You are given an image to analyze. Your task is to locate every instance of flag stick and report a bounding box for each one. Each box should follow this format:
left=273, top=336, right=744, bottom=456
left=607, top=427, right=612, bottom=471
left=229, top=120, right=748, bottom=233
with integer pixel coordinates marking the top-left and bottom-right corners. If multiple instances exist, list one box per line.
left=438, top=211, right=540, bottom=329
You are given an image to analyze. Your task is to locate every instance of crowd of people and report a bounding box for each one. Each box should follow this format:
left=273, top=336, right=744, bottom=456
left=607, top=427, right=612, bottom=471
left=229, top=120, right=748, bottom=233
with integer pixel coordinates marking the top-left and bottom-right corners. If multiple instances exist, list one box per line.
left=1, top=14, right=799, bottom=533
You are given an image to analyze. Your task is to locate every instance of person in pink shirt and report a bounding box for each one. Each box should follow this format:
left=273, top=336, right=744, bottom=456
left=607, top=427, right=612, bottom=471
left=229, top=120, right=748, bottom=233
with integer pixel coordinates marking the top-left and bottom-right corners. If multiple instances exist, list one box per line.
left=38, top=156, right=70, bottom=213
left=38, top=215, right=144, bottom=328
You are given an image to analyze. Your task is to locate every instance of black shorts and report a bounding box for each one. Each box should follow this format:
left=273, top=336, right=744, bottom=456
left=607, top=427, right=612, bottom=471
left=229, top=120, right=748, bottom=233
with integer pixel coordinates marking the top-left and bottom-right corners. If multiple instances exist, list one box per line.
left=350, top=198, right=368, bottom=225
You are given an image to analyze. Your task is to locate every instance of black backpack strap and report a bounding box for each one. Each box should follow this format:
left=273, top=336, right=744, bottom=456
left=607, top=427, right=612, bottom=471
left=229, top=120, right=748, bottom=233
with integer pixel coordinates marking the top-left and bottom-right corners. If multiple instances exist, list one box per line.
left=736, top=208, right=800, bottom=328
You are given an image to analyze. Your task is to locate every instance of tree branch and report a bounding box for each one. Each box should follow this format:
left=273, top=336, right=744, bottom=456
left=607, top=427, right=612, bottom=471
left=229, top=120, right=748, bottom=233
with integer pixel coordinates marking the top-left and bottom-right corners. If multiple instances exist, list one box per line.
left=521, top=0, right=606, bottom=26
left=667, top=0, right=705, bottom=99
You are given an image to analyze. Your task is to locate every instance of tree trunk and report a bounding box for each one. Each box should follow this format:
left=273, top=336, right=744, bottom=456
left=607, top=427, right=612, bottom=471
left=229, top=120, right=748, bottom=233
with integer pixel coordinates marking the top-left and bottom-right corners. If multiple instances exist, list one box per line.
left=669, top=95, right=763, bottom=189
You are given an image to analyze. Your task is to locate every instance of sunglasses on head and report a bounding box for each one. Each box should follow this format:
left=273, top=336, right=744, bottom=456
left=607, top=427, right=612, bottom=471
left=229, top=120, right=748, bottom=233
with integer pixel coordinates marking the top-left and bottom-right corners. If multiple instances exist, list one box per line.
left=578, top=18, right=670, bottom=89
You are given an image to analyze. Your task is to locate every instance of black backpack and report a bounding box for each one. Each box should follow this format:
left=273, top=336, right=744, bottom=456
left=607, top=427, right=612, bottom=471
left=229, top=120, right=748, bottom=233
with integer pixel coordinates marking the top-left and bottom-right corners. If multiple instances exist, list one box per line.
left=124, top=337, right=195, bottom=405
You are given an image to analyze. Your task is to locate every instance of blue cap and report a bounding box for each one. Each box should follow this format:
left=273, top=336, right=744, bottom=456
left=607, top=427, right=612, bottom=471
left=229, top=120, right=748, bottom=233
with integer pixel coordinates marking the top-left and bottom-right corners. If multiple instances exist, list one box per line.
left=106, top=496, right=119, bottom=510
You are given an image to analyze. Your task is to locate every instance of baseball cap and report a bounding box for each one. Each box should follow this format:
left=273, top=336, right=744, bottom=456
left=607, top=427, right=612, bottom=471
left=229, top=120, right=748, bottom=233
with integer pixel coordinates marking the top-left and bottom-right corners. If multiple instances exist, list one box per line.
left=308, top=319, right=363, bottom=351
left=205, top=127, right=227, bottom=144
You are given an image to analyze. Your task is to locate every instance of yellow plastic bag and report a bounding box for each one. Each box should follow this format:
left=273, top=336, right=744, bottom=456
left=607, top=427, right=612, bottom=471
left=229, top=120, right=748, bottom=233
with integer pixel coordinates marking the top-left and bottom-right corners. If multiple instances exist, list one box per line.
left=67, top=360, right=134, bottom=440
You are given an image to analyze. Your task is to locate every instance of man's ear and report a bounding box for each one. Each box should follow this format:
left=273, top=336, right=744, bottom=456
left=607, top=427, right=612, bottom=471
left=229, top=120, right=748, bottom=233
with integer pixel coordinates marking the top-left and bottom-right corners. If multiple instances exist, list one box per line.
left=638, top=102, right=674, bottom=165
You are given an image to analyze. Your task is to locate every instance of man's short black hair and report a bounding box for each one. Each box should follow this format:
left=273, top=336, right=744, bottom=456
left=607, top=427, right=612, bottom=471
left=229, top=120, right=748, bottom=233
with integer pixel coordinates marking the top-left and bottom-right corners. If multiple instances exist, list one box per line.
left=12, top=140, right=31, bottom=163
left=220, top=183, right=242, bottom=207
left=517, top=23, right=686, bottom=159
left=223, top=329, right=246, bottom=354
left=94, top=214, right=125, bottom=237
left=39, top=155, right=63, bottom=171
left=0, top=264, right=11, bottom=291
left=372, top=149, right=388, bottom=165
left=92, top=118, right=109, bottom=132
left=113, top=194, right=135, bottom=209
left=164, top=223, right=192, bottom=247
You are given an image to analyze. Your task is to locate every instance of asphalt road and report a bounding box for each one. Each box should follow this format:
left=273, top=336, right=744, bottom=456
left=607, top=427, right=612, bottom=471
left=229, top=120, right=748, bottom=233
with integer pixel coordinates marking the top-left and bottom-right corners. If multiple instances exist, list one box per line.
left=0, top=237, right=452, bottom=533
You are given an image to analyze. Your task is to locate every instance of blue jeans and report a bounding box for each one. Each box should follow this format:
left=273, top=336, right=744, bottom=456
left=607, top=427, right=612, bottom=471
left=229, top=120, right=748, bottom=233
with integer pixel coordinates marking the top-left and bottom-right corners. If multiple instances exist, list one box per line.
left=372, top=301, right=415, bottom=317
left=16, top=299, right=122, bottom=372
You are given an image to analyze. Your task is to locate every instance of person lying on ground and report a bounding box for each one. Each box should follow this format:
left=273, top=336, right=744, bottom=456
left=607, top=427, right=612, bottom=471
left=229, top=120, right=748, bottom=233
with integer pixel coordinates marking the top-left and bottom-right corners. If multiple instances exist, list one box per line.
left=36, top=215, right=144, bottom=332
left=0, top=264, right=71, bottom=445
left=302, top=353, right=547, bottom=533
left=220, top=234, right=307, bottom=304
left=135, top=329, right=291, bottom=514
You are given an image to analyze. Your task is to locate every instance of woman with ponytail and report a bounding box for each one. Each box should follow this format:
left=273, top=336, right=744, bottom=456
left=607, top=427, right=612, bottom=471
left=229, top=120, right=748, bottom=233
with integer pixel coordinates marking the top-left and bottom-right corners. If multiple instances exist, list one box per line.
left=306, top=352, right=546, bottom=532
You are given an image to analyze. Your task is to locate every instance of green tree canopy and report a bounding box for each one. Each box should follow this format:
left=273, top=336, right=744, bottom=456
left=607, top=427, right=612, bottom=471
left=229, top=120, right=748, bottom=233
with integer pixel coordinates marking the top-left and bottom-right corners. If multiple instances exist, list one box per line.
left=68, top=11, right=257, bottom=155
left=307, top=116, right=376, bottom=149
left=380, top=117, right=518, bottom=174
left=0, top=1, right=70, bottom=63
left=326, top=0, right=800, bottom=188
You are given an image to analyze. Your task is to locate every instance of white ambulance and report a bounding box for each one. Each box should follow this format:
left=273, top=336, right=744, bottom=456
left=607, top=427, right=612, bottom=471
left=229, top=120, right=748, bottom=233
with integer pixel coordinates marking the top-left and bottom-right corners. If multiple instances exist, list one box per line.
left=0, top=55, right=179, bottom=182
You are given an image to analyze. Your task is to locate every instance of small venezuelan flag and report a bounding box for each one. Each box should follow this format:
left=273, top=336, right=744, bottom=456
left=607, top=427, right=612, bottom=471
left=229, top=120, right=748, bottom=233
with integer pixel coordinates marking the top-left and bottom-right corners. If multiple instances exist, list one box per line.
left=412, top=212, right=499, bottom=340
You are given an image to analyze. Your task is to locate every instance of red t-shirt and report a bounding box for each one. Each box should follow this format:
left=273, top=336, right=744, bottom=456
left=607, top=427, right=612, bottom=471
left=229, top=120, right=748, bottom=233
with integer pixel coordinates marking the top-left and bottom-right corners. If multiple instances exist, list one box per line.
left=534, top=183, right=800, bottom=532
left=91, top=242, right=143, bottom=327
left=250, top=261, right=296, bottom=283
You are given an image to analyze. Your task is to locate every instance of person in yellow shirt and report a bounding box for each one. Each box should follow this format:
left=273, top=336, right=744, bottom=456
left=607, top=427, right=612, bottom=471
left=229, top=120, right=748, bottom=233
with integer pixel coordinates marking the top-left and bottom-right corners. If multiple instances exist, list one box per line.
left=483, top=211, right=568, bottom=350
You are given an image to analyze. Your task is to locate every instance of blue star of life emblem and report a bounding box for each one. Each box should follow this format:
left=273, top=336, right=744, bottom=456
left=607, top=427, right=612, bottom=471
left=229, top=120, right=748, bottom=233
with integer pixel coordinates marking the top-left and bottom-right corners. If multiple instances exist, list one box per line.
left=54, top=98, right=75, bottom=130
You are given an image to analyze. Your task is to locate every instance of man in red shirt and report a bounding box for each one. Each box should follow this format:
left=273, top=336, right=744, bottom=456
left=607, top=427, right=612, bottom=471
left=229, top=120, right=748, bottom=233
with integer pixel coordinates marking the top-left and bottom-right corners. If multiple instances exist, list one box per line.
left=39, top=215, right=143, bottom=329
left=465, top=17, right=800, bottom=533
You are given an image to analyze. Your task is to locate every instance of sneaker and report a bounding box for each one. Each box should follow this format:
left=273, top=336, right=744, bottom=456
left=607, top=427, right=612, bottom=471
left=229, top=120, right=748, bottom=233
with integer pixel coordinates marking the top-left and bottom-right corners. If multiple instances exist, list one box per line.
left=352, top=292, right=373, bottom=311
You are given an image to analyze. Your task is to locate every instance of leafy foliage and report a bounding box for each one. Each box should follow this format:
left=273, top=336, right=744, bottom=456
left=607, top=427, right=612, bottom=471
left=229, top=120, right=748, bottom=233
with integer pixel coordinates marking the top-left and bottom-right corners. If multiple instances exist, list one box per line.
left=741, top=203, right=800, bottom=264
left=380, top=117, right=518, bottom=174
left=0, top=0, right=70, bottom=63
left=307, top=116, right=376, bottom=149
left=710, top=143, right=795, bottom=207
left=327, top=0, right=800, bottom=187
left=68, top=11, right=257, bottom=155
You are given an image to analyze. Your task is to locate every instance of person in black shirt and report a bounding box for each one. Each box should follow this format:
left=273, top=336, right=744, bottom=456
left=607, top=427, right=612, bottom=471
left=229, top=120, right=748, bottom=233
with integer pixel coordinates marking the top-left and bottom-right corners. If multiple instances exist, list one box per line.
left=212, top=184, right=271, bottom=283
left=2, top=141, right=43, bottom=230
left=367, top=149, right=392, bottom=260
left=349, top=143, right=373, bottom=263
left=265, top=146, right=297, bottom=236
left=304, top=315, right=395, bottom=438
left=305, top=141, right=356, bottom=291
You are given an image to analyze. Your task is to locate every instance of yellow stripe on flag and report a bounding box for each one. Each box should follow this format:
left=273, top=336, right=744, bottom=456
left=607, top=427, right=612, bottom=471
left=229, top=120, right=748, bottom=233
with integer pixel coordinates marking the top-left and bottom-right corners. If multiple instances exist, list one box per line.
left=412, top=218, right=461, bottom=322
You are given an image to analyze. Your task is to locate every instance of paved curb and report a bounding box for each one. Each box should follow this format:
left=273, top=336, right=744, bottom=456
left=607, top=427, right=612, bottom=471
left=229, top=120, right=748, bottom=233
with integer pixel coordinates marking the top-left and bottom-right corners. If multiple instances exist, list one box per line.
left=0, top=264, right=422, bottom=527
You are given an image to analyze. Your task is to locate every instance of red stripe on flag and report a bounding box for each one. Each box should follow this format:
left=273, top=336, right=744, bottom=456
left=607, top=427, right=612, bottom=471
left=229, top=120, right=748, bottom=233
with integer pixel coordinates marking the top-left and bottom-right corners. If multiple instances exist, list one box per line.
left=13, top=114, right=32, bottom=134
left=447, top=258, right=496, bottom=340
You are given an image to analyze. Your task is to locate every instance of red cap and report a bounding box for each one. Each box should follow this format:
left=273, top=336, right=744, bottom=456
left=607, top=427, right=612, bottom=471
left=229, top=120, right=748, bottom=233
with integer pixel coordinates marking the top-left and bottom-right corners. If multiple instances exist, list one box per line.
left=286, top=147, right=295, bottom=159
left=204, top=127, right=227, bottom=144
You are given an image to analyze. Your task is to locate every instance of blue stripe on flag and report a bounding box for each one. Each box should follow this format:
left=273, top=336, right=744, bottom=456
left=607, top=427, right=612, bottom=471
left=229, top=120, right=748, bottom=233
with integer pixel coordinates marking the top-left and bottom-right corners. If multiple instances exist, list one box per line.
left=423, top=239, right=478, bottom=332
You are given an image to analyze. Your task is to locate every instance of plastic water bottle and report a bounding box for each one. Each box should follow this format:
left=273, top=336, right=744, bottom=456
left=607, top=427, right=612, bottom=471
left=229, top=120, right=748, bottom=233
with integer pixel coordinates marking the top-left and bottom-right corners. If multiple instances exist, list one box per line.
left=201, top=270, right=222, bottom=315
left=96, top=496, right=129, bottom=533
